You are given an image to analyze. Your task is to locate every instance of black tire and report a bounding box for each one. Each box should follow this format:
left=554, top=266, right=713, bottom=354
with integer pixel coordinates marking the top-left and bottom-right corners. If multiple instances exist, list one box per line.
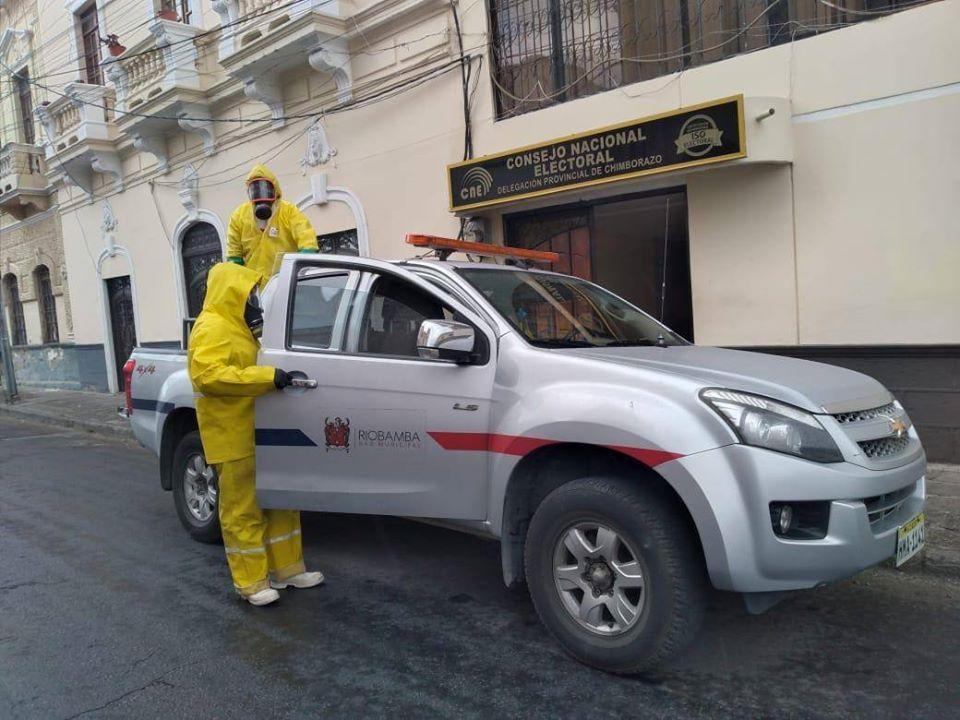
left=524, top=476, right=706, bottom=674
left=171, top=430, right=222, bottom=544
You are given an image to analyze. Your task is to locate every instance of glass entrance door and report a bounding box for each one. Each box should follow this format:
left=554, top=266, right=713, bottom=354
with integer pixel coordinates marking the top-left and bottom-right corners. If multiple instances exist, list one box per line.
left=504, top=188, right=693, bottom=340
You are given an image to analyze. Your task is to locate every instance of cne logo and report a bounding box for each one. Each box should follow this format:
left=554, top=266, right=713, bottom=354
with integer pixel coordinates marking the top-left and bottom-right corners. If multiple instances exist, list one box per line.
left=324, top=417, right=351, bottom=452
left=460, top=166, right=494, bottom=200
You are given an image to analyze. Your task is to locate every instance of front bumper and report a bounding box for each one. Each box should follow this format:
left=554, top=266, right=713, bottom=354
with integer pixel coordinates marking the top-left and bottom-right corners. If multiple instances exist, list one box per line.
left=658, top=444, right=926, bottom=592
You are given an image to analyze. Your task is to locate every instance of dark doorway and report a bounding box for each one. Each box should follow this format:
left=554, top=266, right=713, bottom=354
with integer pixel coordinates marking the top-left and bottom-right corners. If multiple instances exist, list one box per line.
left=180, top=222, right=222, bottom=319
left=504, top=188, right=693, bottom=340
left=106, top=275, right=137, bottom=390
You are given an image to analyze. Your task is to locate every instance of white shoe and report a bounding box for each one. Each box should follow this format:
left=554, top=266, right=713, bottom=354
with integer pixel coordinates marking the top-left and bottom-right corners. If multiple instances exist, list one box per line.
left=244, top=588, right=280, bottom=606
left=270, top=571, right=324, bottom=590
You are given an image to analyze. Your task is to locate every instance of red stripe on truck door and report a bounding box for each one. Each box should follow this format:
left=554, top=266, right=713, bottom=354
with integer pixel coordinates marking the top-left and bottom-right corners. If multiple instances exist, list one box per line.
left=426, top=432, right=682, bottom=467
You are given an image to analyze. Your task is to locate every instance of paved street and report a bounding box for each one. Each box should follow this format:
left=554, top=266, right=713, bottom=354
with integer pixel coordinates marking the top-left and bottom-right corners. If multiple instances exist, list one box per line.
left=1, top=416, right=958, bottom=719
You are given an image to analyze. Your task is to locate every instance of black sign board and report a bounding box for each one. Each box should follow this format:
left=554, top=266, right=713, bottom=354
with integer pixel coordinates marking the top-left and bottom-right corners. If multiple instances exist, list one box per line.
left=448, top=95, right=745, bottom=212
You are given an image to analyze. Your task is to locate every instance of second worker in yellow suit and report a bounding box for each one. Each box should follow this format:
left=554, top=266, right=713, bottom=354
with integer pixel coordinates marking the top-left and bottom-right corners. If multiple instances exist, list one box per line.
left=226, top=163, right=319, bottom=285
left=188, top=262, right=323, bottom=606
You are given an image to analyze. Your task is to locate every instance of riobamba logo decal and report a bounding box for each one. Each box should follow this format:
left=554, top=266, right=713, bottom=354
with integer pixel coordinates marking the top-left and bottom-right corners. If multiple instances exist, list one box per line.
left=324, top=417, right=350, bottom=452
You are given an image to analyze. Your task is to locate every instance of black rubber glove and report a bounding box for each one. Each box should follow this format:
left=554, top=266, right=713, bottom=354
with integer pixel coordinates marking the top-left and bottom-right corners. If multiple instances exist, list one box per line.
left=273, top=368, right=292, bottom=389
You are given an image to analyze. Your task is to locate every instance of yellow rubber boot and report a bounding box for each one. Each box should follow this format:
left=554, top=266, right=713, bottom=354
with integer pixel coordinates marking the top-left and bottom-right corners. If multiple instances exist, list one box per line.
left=264, top=509, right=306, bottom=583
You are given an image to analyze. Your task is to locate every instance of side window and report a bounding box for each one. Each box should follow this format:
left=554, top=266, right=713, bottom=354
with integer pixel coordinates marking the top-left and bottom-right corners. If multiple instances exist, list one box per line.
left=289, top=269, right=352, bottom=350
left=357, top=275, right=454, bottom=358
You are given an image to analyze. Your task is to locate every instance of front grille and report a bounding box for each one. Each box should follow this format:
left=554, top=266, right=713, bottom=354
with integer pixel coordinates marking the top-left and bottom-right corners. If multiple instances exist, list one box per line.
left=862, top=484, right=915, bottom=525
left=834, top=402, right=897, bottom=424
left=859, top=436, right=911, bottom=459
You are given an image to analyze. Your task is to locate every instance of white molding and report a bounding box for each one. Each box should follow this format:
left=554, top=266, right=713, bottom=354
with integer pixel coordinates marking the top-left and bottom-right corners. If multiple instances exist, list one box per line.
left=295, top=173, right=370, bottom=256
left=0, top=28, right=33, bottom=69
left=170, top=210, right=227, bottom=325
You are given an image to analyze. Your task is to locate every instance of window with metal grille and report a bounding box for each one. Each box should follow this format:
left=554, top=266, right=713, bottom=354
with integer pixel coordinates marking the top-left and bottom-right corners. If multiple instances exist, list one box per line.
left=33, top=265, right=59, bottom=344
left=78, top=3, right=103, bottom=86
left=181, top=222, right=223, bottom=319
left=15, top=68, right=35, bottom=145
left=488, top=0, right=935, bottom=118
left=317, top=229, right=360, bottom=256
left=2, top=273, right=27, bottom=346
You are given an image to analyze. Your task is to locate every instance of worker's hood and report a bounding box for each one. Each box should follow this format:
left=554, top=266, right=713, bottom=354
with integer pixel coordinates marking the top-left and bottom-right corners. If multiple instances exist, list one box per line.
left=564, top=345, right=892, bottom=414
left=202, top=262, right=264, bottom=326
left=245, top=163, right=281, bottom=199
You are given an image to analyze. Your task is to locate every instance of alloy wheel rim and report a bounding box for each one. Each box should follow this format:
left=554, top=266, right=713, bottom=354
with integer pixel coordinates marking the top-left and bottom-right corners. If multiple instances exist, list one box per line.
left=552, top=521, right=646, bottom=636
left=182, top=453, right=217, bottom=522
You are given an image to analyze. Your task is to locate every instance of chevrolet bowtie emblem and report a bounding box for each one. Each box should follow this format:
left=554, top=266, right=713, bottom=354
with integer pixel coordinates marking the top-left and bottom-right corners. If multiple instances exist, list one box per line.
left=888, top=418, right=908, bottom=439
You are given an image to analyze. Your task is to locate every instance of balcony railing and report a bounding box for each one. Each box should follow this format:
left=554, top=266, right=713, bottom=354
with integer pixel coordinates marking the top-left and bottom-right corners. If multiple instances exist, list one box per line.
left=34, top=83, right=122, bottom=195
left=0, top=142, right=50, bottom=218
left=36, top=84, right=116, bottom=153
left=0, top=143, right=45, bottom=178
left=212, top=0, right=349, bottom=125
left=112, top=39, right=167, bottom=112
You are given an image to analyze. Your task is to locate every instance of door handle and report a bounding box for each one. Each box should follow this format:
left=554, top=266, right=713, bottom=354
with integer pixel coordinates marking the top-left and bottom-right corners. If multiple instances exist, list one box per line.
left=290, top=377, right=318, bottom=389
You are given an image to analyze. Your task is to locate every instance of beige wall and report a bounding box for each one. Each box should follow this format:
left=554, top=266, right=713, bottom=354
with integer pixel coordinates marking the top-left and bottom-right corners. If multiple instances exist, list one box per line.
left=793, top=90, right=960, bottom=345
left=687, top=164, right=799, bottom=346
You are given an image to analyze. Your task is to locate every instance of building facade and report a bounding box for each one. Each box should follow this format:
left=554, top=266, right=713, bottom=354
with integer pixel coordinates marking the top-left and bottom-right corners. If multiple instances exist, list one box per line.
left=0, top=0, right=79, bottom=388
left=6, top=0, right=957, bottom=460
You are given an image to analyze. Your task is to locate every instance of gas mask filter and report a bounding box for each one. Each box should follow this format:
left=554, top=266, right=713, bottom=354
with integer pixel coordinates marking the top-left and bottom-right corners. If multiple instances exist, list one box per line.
left=248, top=178, right=276, bottom=221
left=245, top=287, right=264, bottom=338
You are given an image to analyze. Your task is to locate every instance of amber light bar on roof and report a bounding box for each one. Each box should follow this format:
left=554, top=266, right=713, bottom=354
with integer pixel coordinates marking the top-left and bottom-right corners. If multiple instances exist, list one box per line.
left=405, top=234, right=559, bottom=264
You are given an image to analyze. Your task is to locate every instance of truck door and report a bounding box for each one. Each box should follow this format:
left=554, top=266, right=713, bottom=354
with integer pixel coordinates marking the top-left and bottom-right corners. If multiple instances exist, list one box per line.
left=255, top=257, right=496, bottom=520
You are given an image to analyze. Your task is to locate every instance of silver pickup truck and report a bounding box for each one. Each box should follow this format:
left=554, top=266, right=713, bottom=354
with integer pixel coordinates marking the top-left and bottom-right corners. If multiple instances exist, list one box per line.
left=126, top=252, right=926, bottom=674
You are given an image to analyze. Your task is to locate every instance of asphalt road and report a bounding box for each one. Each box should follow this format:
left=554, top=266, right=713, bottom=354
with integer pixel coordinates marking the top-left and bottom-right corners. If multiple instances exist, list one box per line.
left=1, top=416, right=958, bottom=719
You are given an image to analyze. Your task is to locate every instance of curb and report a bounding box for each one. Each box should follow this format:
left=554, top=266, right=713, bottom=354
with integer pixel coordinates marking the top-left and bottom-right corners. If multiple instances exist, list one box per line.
left=0, top=402, right=135, bottom=443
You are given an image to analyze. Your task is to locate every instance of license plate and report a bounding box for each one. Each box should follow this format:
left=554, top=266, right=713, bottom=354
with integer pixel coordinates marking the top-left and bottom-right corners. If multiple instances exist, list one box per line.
left=895, top=512, right=925, bottom=567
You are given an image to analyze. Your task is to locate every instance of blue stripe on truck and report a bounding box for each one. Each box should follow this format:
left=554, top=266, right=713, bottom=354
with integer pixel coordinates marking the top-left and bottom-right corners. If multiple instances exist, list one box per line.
left=255, top=428, right=317, bottom=447
left=131, top=398, right=175, bottom=414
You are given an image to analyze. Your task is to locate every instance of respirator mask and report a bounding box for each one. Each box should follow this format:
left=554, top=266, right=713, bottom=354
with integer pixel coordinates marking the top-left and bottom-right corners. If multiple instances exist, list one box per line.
left=247, top=178, right=276, bottom=221
left=245, top=287, right=264, bottom=338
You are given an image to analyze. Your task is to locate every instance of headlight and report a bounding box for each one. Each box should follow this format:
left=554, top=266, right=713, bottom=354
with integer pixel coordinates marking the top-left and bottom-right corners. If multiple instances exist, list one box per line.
left=700, top=389, right=843, bottom=463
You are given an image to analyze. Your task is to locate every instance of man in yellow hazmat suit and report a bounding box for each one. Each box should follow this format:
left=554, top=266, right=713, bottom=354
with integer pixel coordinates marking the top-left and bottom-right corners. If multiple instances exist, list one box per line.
left=188, top=262, right=323, bottom=606
left=226, top=164, right=319, bottom=285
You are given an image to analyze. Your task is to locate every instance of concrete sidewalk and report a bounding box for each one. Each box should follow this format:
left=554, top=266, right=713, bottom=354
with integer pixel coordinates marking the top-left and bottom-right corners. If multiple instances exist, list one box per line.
left=0, top=388, right=957, bottom=577
left=0, top=389, right=133, bottom=441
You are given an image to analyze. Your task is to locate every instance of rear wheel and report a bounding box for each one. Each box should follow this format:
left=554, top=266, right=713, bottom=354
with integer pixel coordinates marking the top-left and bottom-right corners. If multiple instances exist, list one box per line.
left=524, top=476, right=706, bottom=674
left=172, top=430, right=222, bottom=543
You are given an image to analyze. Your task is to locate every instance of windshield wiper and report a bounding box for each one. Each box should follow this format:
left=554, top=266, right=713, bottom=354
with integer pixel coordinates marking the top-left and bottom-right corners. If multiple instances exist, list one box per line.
left=602, top=339, right=657, bottom=347
left=530, top=339, right=596, bottom=348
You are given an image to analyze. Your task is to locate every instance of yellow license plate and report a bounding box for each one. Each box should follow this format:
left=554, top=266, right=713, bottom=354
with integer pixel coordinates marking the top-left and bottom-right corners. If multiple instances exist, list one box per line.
left=895, top=512, right=925, bottom=567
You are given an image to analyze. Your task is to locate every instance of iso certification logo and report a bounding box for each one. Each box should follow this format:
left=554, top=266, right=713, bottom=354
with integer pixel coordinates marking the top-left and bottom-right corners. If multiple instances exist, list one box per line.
left=675, top=114, right=724, bottom=158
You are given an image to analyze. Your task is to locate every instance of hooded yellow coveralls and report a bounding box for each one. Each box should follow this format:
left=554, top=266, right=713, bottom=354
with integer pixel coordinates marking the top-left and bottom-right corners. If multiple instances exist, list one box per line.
left=188, top=262, right=305, bottom=596
left=226, top=164, right=318, bottom=287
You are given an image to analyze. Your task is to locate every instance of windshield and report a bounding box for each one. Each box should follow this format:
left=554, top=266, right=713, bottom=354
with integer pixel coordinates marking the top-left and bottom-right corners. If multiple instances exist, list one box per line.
left=457, top=268, right=686, bottom=348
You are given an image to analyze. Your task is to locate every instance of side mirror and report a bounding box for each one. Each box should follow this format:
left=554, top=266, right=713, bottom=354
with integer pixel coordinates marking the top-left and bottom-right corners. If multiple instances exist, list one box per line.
left=417, top=319, right=476, bottom=364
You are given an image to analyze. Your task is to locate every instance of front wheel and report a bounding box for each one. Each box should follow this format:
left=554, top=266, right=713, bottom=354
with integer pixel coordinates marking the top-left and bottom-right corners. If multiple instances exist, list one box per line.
left=172, top=430, right=222, bottom=544
left=524, top=476, right=706, bottom=674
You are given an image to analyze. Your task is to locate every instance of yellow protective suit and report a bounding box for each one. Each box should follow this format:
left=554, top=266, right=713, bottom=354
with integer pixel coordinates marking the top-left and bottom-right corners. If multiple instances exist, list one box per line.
left=226, top=164, right=318, bottom=287
left=187, top=262, right=305, bottom=596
